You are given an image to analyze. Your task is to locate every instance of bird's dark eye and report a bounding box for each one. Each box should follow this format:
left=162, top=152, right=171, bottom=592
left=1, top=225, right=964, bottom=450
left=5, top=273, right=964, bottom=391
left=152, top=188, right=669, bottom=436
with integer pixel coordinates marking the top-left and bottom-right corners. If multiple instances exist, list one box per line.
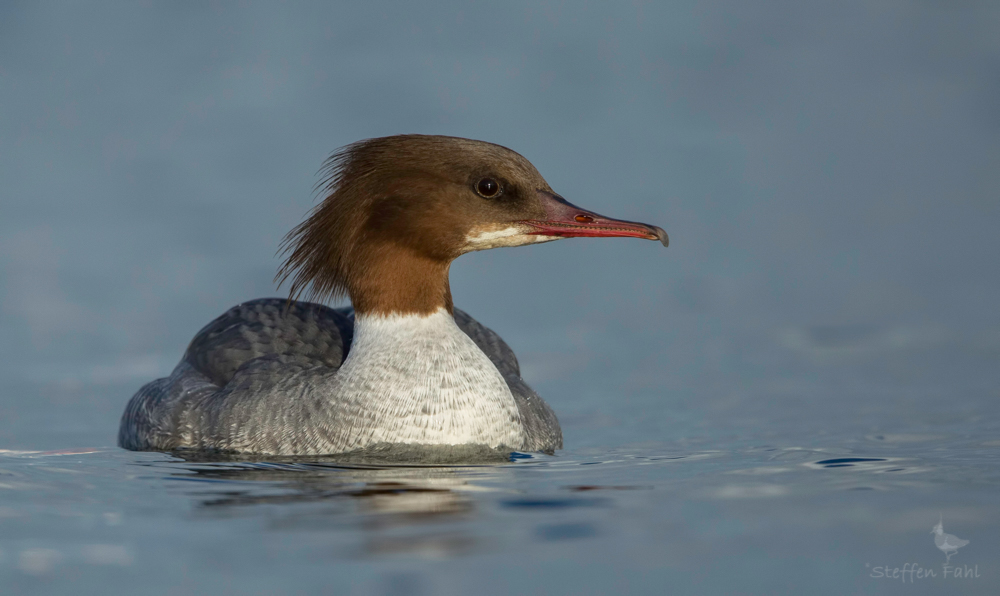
left=475, top=178, right=502, bottom=198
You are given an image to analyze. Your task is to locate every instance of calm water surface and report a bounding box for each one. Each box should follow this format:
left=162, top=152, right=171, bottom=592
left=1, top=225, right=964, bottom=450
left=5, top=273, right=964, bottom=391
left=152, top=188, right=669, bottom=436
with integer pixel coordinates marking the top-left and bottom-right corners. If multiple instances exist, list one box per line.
left=1, top=376, right=996, bottom=595
left=2, top=2, right=999, bottom=594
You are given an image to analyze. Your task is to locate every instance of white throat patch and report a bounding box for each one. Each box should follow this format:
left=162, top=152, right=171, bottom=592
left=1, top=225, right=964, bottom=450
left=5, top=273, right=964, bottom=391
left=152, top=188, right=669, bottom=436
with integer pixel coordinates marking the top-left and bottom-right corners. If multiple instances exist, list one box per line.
left=333, top=309, right=525, bottom=449
left=464, top=224, right=560, bottom=251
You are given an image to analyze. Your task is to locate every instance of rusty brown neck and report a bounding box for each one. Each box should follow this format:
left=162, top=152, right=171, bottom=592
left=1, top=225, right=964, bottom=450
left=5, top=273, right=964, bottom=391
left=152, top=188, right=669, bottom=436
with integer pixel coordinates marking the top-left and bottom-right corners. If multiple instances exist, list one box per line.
left=347, top=246, right=454, bottom=317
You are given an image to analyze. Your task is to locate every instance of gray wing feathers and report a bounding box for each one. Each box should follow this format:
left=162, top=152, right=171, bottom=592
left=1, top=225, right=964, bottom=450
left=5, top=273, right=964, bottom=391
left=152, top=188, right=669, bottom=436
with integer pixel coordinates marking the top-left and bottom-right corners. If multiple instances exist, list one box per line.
left=118, top=362, right=219, bottom=450
left=120, top=299, right=353, bottom=451
left=183, top=299, right=353, bottom=386
left=119, top=299, right=561, bottom=454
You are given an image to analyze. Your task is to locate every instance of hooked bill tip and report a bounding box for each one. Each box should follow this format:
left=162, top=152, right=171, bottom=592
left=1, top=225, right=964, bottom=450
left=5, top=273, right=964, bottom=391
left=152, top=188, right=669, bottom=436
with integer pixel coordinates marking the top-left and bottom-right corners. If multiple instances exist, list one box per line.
left=652, top=226, right=669, bottom=247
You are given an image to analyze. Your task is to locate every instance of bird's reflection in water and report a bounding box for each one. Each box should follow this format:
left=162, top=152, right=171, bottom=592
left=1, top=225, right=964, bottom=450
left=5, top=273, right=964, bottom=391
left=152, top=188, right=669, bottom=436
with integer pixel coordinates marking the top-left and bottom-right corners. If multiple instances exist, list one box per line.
left=154, top=445, right=516, bottom=558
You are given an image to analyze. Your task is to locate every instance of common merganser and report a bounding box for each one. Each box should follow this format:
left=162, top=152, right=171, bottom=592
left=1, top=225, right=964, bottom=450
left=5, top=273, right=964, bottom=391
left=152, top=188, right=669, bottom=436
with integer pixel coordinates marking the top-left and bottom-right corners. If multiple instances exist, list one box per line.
left=118, top=135, right=667, bottom=456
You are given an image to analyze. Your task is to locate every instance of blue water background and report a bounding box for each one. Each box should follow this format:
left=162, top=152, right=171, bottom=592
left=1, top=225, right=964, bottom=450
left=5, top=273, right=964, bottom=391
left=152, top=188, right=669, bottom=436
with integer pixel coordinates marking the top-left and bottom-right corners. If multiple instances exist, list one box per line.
left=1, top=2, right=998, bottom=594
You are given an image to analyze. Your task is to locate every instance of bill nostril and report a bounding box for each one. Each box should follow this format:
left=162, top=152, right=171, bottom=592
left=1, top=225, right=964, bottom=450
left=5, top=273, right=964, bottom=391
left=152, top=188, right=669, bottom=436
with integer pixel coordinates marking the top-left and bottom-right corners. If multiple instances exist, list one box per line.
left=574, top=214, right=594, bottom=223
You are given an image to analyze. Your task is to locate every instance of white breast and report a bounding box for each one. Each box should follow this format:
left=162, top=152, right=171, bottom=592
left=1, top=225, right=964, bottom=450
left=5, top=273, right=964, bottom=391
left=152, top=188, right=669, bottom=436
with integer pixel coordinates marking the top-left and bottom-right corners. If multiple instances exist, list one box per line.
left=332, top=309, right=525, bottom=449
